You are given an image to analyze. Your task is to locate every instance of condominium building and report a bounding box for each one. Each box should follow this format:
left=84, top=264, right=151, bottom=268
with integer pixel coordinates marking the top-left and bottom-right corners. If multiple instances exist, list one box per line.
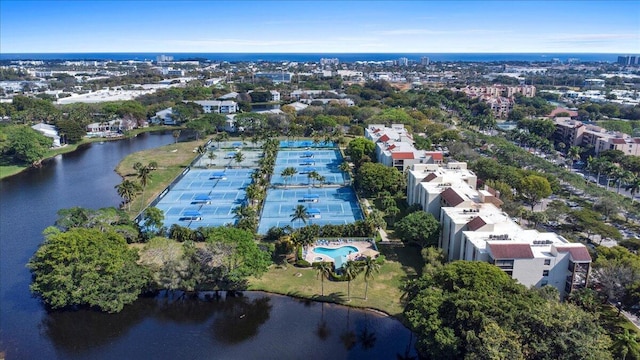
left=554, top=117, right=640, bottom=156
left=407, top=161, right=590, bottom=298
left=406, top=162, right=484, bottom=218
left=192, top=100, right=238, bottom=114
left=365, top=124, right=444, bottom=172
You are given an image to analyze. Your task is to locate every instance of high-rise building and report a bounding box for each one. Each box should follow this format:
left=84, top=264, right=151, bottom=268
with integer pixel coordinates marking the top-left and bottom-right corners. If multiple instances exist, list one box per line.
left=420, top=56, right=430, bottom=66
left=320, top=58, right=339, bottom=66
left=156, top=54, right=173, bottom=63
left=618, top=55, right=639, bottom=66
left=398, top=57, right=409, bottom=66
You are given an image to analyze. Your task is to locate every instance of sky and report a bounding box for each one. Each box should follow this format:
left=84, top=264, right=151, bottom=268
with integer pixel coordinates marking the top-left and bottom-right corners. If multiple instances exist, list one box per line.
left=1, top=0, right=638, bottom=53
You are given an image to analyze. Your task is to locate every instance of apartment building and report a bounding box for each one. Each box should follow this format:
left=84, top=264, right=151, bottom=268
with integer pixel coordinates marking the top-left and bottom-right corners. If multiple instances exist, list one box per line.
left=192, top=100, right=238, bottom=114
left=365, top=124, right=444, bottom=173
left=406, top=162, right=482, bottom=218
left=554, top=118, right=640, bottom=155
left=462, top=227, right=590, bottom=298
left=407, top=161, right=590, bottom=297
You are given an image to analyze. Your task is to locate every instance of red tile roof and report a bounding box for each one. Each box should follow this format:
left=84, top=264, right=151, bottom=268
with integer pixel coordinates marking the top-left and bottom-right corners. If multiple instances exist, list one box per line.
left=378, top=134, right=390, bottom=143
left=555, top=246, right=592, bottom=262
left=425, top=152, right=444, bottom=161
left=612, top=138, right=626, bottom=145
left=488, top=243, right=534, bottom=259
left=441, top=187, right=465, bottom=207
left=466, top=216, right=487, bottom=231
left=391, top=152, right=414, bottom=160
left=421, top=173, right=437, bottom=182
left=372, top=128, right=381, bottom=133
left=387, top=144, right=396, bottom=150
left=633, top=138, right=640, bottom=144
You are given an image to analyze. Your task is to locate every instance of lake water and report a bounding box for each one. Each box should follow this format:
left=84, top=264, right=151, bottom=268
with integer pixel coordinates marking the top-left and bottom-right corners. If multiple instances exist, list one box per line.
left=0, top=132, right=416, bottom=359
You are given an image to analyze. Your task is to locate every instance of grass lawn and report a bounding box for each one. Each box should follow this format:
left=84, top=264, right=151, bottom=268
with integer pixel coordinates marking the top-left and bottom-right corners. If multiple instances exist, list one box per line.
left=115, top=137, right=208, bottom=216
left=0, top=164, right=27, bottom=179
left=248, top=244, right=424, bottom=318
left=599, top=303, right=640, bottom=337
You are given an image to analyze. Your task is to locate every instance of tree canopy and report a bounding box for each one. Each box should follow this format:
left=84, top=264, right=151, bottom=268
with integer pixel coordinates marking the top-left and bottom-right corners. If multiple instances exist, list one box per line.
left=393, top=211, right=440, bottom=247
left=355, top=162, right=406, bottom=197
left=404, top=261, right=613, bottom=360
left=28, top=227, right=150, bottom=313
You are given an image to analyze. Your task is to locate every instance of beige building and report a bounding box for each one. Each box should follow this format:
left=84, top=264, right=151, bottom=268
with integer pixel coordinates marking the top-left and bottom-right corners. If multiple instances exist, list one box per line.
left=408, top=160, right=591, bottom=298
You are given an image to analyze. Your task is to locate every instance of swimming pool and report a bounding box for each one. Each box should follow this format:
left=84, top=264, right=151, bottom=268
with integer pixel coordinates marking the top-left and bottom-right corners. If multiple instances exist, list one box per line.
left=314, top=246, right=359, bottom=259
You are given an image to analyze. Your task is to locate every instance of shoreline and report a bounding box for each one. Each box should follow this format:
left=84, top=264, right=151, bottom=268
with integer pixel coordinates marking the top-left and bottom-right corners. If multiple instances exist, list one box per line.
left=0, top=126, right=180, bottom=180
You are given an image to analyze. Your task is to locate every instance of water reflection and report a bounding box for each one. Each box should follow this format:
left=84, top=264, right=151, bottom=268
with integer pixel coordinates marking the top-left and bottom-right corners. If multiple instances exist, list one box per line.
left=210, top=292, right=272, bottom=344
left=40, top=291, right=416, bottom=359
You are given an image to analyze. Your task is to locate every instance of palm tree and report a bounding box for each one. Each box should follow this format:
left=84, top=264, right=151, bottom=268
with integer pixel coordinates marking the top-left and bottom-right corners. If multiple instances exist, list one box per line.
left=214, top=131, right=229, bottom=149
left=245, top=183, right=264, bottom=206
left=626, top=175, right=640, bottom=202
left=314, top=262, right=333, bottom=297
left=172, top=130, right=181, bottom=144
left=342, top=260, right=360, bottom=301
left=317, top=175, right=326, bottom=188
left=339, top=161, right=351, bottom=185
left=617, top=170, right=634, bottom=194
left=281, top=167, right=297, bottom=188
left=361, top=256, right=381, bottom=300
left=567, top=146, right=582, bottom=165
left=135, top=163, right=155, bottom=211
left=307, top=170, right=320, bottom=186
left=115, top=179, right=140, bottom=211
left=207, top=151, right=217, bottom=168
left=290, top=205, right=309, bottom=228
left=233, top=151, right=245, bottom=168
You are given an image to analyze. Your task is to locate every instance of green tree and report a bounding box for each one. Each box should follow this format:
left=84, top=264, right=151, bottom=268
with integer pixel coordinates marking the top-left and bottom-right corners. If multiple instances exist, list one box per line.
left=404, top=261, right=613, bottom=360
left=142, top=207, right=165, bottom=235
left=201, top=227, right=271, bottom=285
left=135, top=162, right=156, bottom=211
left=360, top=256, right=380, bottom=300
left=314, top=261, right=333, bottom=297
left=355, top=162, right=406, bottom=197
left=28, top=227, right=149, bottom=313
left=343, top=260, right=360, bottom=301
left=172, top=130, right=181, bottom=144
left=614, top=330, right=640, bottom=360
left=290, top=205, right=309, bottom=228
left=281, top=166, right=298, bottom=188
left=6, top=125, right=52, bottom=165
left=233, top=151, right=245, bottom=167
left=345, top=137, right=376, bottom=166
left=519, top=174, right=552, bottom=210
left=394, top=211, right=440, bottom=247
left=115, top=179, right=141, bottom=211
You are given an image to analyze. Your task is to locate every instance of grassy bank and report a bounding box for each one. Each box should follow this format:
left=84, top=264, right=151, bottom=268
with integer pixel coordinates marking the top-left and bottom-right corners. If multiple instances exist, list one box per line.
left=248, top=245, right=423, bottom=317
left=115, top=137, right=206, bottom=216
left=0, top=126, right=178, bottom=180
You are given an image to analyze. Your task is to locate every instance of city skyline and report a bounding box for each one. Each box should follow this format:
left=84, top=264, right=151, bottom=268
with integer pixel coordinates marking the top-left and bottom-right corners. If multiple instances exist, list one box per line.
left=1, top=1, right=639, bottom=54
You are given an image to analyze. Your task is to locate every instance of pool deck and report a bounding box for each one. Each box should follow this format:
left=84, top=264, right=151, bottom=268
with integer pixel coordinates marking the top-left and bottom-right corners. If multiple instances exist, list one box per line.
left=305, top=239, right=379, bottom=265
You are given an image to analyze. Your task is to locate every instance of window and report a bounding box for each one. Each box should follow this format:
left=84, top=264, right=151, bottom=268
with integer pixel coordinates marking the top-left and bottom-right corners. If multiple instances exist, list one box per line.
left=543, top=270, right=549, bottom=276
left=544, top=259, right=551, bottom=266
left=541, top=280, right=548, bottom=286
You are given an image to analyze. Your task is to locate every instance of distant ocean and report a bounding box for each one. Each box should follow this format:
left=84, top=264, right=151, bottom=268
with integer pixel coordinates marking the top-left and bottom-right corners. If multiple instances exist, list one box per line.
left=0, top=52, right=623, bottom=63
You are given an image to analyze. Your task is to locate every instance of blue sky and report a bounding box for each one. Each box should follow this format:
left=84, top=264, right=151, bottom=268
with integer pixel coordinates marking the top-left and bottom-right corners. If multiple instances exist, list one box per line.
left=1, top=1, right=638, bottom=53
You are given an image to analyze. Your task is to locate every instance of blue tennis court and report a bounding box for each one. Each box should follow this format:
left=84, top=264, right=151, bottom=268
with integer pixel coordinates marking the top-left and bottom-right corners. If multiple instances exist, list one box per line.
left=257, top=187, right=364, bottom=234
left=155, top=168, right=253, bottom=229
left=272, top=150, right=347, bottom=186
left=279, top=140, right=334, bottom=148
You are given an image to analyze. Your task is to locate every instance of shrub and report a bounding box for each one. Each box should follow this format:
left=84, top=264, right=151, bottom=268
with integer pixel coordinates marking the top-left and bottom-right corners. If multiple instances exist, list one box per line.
left=295, top=259, right=311, bottom=268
